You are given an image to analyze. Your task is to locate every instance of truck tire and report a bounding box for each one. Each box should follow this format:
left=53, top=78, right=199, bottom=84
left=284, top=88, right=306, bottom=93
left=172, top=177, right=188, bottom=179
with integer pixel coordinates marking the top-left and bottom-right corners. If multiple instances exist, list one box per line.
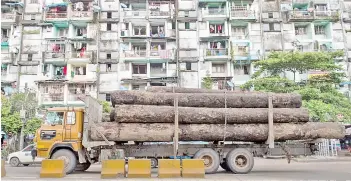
left=51, top=149, right=77, bottom=174
left=193, top=148, right=220, bottom=174
left=225, top=148, right=254, bottom=174
left=75, top=162, right=91, bottom=171
left=220, top=161, right=230, bottom=172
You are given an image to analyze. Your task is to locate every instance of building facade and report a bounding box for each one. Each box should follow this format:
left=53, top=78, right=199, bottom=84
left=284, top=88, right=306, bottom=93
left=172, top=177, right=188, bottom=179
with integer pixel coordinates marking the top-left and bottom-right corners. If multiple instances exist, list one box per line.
left=1, top=0, right=351, bottom=106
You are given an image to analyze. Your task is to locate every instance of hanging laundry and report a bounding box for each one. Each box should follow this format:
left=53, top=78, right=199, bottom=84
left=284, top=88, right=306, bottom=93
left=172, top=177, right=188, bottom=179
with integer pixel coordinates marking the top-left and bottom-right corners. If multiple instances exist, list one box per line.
left=80, top=47, right=86, bottom=57
left=63, top=66, right=67, bottom=75
left=217, top=25, right=222, bottom=33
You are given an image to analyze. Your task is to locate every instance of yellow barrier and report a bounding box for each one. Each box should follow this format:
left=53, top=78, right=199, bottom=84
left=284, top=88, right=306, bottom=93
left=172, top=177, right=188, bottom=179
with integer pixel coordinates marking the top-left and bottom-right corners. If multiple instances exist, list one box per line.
left=1, top=160, right=6, bottom=177
left=101, top=159, right=125, bottom=179
left=40, top=159, right=65, bottom=178
left=181, top=159, right=205, bottom=178
left=158, top=159, right=181, bottom=178
left=127, top=159, right=151, bottom=178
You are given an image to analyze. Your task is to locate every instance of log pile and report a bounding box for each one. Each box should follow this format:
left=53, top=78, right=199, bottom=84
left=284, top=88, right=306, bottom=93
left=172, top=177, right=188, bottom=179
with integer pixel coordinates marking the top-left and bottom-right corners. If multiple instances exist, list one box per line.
left=91, top=87, right=345, bottom=142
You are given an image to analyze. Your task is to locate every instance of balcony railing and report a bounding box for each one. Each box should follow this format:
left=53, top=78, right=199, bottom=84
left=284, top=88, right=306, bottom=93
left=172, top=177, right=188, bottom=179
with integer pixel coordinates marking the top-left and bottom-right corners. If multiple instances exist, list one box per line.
left=45, top=12, right=68, bottom=19
left=124, top=50, right=147, bottom=58
left=41, top=93, right=64, bottom=102
left=149, top=50, right=172, bottom=59
left=124, top=11, right=147, bottom=17
left=231, top=33, right=248, bottom=40
left=203, top=8, right=226, bottom=16
left=289, top=10, right=314, bottom=19
left=1, top=14, right=16, bottom=22
left=44, top=52, right=66, bottom=59
left=71, top=11, right=93, bottom=19
left=149, top=10, right=170, bottom=17
left=205, top=48, right=228, bottom=57
left=70, top=51, right=92, bottom=59
left=315, top=10, right=339, bottom=19
left=289, top=10, right=339, bottom=20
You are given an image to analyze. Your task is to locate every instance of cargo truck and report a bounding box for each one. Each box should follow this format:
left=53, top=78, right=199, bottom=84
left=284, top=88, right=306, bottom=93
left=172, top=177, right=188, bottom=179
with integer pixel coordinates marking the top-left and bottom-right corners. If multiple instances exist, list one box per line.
left=34, top=96, right=318, bottom=174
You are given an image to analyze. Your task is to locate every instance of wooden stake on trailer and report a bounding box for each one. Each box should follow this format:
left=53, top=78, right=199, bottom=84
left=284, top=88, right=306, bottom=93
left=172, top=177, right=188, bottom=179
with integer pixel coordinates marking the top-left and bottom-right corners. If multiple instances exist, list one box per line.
left=173, top=86, right=179, bottom=158
left=266, top=93, right=274, bottom=148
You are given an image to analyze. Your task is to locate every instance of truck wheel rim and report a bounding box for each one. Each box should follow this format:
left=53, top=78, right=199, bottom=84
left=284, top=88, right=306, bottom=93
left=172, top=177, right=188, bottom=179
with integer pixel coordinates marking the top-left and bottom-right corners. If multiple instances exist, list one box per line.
left=202, top=155, right=213, bottom=167
left=235, top=155, right=247, bottom=168
left=57, top=156, right=70, bottom=168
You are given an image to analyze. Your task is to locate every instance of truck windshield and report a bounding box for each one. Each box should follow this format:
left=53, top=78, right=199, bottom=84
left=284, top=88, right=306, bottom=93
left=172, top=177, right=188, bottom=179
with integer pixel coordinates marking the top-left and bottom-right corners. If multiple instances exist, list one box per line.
left=44, top=112, right=64, bottom=125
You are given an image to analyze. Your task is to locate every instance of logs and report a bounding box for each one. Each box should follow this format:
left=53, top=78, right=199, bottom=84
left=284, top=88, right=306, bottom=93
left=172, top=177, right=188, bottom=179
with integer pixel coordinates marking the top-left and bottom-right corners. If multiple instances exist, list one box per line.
left=109, top=105, right=309, bottom=124
left=146, top=86, right=249, bottom=93
left=90, top=122, right=345, bottom=142
left=111, top=91, right=302, bottom=108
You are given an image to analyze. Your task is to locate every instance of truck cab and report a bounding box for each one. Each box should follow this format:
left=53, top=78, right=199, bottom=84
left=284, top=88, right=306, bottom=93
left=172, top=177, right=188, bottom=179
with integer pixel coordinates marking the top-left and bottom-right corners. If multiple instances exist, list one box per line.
left=34, top=107, right=89, bottom=173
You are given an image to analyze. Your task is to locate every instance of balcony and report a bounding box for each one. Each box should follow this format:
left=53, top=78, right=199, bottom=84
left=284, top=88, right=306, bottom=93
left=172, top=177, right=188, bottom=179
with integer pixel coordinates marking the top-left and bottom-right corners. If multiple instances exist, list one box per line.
left=1, top=52, right=14, bottom=64
left=123, top=50, right=147, bottom=58
left=1, top=13, right=18, bottom=24
left=149, top=50, right=173, bottom=59
left=69, top=51, right=93, bottom=64
left=202, top=8, right=227, bottom=19
left=44, top=52, right=67, bottom=64
left=124, top=10, right=147, bottom=18
left=149, top=10, right=171, bottom=17
left=230, top=6, right=255, bottom=20
left=71, top=11, right=94, bottom=21
left=289, top=11, right=314, bottom=21
left=314, top=10, right=339, bottom=21
left=45, top=12, right=68, bottom=21
left=204, top=48, right=229, bottom=60
left=150, top=63, right=167, bottom=77
left=40, top=93, right=64, bottom=105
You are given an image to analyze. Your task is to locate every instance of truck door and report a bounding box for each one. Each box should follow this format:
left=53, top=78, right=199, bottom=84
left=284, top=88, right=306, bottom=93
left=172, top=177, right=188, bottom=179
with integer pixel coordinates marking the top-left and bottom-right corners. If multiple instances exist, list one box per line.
left=36, top=111, right=65, bottom=158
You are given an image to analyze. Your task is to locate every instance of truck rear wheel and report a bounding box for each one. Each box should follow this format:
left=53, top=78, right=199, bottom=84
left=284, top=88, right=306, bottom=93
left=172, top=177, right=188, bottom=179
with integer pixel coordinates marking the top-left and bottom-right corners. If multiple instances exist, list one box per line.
left=193, top=148, right=220, bottom=174
left=226, top=148, right=254, bottom=174
left=51, top=149, right=77, bottom=174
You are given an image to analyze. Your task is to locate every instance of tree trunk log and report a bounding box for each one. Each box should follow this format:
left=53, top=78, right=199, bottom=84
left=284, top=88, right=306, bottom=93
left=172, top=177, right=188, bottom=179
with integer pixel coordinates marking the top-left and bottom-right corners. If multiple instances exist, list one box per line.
left=111, top=91, right=302, bottom=108
left=90, top=122, right=345, bottom=142
left=109, top=105, right=309, bottom=124
left=146, top=86, right=251, bottom=93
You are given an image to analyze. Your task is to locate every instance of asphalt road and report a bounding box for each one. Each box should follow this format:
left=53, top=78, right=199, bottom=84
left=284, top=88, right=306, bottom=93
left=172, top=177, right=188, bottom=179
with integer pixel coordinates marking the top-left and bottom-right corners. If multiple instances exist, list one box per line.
left=2, top=158, right=351, bottom=181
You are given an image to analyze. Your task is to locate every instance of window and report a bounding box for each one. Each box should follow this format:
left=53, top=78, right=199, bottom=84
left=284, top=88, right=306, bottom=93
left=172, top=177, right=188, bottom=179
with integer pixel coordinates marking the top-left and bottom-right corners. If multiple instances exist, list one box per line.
left=186, top=62, right=192, bottom=70
left=45, top=112, right=64, bottom=125
left=133, top=26, right=146, bottom=35
left=107, top=53, right=111, bottom=59
left=28, top=54, right=33, bottom=61
left=107, top=23, right=112, bottom=31
left=23, top=145, right=34, bottom=152
left=107, top=64, right=112, bottom=72
left=66, top=112, right=76, bottom=125
left=172, top=22, right=176, bottom=30
left=31, top=14, right=35, bottom=20
left=185, top=22, right=190, bottom=30
left=30, top=0, right=38, bottom=4
left=132, top=64, right=147, bottom=74
left=107, top=12, right=112, bottom=18
left=209, top=24, right=224, bottom=34
left=295, top=26, right=306, bottom=35
left=234, top=65, right=250, bottom=75
left=132, top=85, right=140, bottom=90
left=268, top=12, right=273, bottom=18
left=106, top=94, right=111, bottom=102
left=263, top=23, right=280, bottom=31
left=315, top=25, right=325, bottom=35
left=74, top=66, right=87, bottom=75
left=212, top=64, right=226, bottom=73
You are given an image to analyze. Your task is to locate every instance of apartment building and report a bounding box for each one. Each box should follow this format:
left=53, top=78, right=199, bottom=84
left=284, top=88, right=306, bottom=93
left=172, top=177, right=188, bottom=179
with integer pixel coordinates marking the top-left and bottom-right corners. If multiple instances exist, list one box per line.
left=1, top=0, right=351, bottom=106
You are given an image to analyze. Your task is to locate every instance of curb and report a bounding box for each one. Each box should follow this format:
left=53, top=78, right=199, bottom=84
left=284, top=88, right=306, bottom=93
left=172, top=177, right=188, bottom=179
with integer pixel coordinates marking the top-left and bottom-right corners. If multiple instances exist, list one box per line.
left=293, top=157, right=351, bottom=163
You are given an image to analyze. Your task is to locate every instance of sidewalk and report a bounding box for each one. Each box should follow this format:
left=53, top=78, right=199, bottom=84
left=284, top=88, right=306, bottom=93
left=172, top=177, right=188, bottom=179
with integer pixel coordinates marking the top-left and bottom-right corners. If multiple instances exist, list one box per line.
left=292, top=156, right=351, bottom=163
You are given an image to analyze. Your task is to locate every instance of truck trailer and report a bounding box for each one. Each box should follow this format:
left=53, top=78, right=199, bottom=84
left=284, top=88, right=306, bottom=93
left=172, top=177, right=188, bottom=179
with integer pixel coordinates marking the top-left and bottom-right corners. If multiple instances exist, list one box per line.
left=33, top=95, right=333, bottom=174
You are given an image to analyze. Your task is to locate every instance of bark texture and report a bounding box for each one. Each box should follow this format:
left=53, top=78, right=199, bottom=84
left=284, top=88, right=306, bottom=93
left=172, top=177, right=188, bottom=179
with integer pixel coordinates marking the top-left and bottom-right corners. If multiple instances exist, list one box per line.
left=109, top=105, right=309, bottom=124
left=90, top=122, right=345, bottom=142
left=111, top=91, right=302, bottom=108
left=146, top=86, right=251, bottom=93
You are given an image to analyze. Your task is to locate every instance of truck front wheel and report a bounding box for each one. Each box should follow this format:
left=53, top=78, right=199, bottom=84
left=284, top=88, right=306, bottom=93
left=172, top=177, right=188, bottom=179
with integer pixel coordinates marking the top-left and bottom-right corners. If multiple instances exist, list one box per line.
left=193, top=148, right=220, bottom=174
left=51, top=149, right=77, bottom=174
left=225, top=148, right=254, bottom=174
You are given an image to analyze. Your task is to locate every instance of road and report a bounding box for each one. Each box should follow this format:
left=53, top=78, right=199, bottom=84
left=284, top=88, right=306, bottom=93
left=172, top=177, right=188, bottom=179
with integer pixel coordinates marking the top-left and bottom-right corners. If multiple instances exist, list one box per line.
left=2, top=158, right=351, bottom=180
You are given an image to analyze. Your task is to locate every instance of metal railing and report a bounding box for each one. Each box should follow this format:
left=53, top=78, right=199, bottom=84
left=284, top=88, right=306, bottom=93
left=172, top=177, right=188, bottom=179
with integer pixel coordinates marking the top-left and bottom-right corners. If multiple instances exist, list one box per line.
left=149, top=10, right=170, bottom=16
left=124, top=50, right=147, bottom=58
left=124, top=10, right=147, bottom=17
left=71, top=11, right=93, bottom=18
left=41, top=93, right=64, bottom=102
left=205, top=48, right=228, bottom=56
left=1, top=14, right=16, bottom=21
left=44, top=52, right=66, bottom=59
left=289, top=10, right=339, bottom=20
left=45, top=12, right=68, bottom=19
left=70, top=51, right=93, bottom=59
left=149, top=50, right=172, bottom=58
left=315, top=10, right=338, bottom=18
left=289, top=10, right=314, bottom=19
left=203, top=8, right=226, bottom=16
